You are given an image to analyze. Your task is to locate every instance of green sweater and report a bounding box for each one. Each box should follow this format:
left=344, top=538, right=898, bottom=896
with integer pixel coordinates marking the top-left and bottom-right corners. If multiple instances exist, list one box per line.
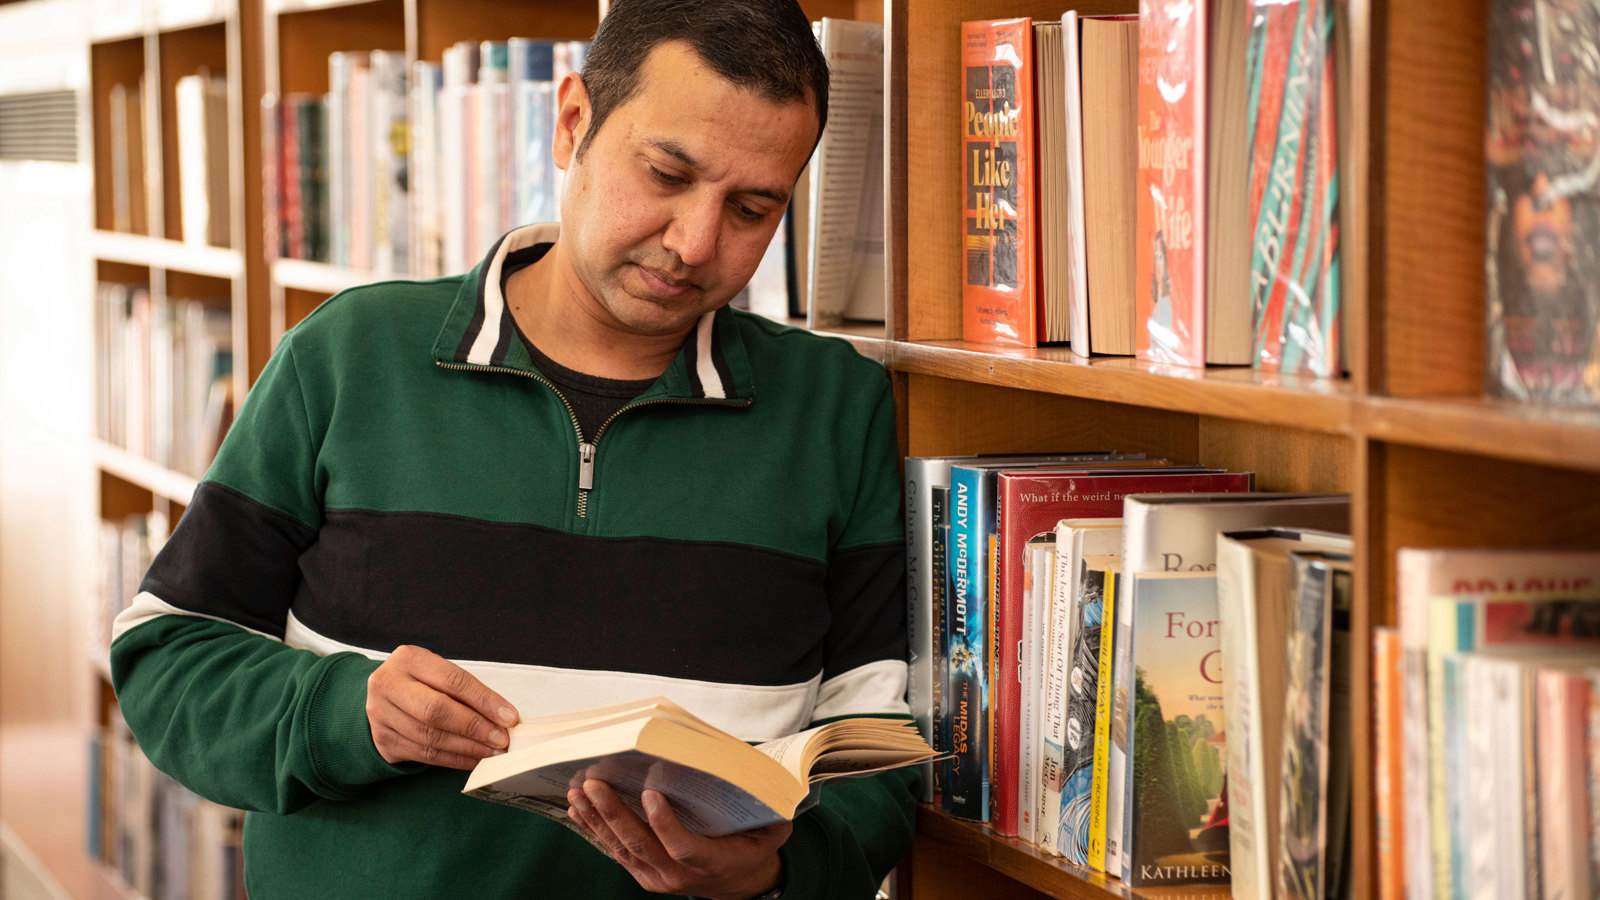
left=110, top=224, right=918, bottom=899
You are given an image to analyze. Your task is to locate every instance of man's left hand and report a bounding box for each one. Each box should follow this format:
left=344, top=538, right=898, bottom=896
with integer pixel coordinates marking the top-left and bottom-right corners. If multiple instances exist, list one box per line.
left=566, top=779, right=788, bottom=900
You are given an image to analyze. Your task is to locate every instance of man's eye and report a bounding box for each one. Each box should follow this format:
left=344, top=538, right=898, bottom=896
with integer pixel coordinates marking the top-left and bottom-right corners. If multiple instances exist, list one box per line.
left=649, top=166, right=686, bottom=187
left=732, top=202, right=765, bottom=222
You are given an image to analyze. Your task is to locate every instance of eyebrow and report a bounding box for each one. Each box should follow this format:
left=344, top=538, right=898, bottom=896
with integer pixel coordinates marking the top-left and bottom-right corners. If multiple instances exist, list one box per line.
left=648, top=137, right=791, bottom=205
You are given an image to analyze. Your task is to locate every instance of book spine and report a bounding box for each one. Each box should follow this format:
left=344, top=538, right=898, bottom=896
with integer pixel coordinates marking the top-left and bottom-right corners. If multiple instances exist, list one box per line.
left=1372, top=627, right=1405, bottom=900
left=1086, top=564, right=1117, bottom=872
left=904, top=458, right=948, bottom=803
left=1039, top=533, right=1076, bottom=855
left=1402, top=644, right=1436, bottom=900
left=1105, top=561, right=1134, bottom=874
left=1017, top=539, right=1053, bottom=845
left=992, top=483, right=1019, bottom=835
left=943, top=466, right=988, bottom=820
left=1059, top=558, right=1103, bottom=865
left=1217, top=536, right=1267, bottom=900
left=1441, top=654, right=1468, bottom=900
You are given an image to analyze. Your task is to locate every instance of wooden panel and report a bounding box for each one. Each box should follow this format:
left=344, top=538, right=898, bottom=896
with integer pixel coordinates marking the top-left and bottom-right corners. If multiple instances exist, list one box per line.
left=1374, top=0, right=1487, bottom=396
left=413, top=0, right=597, bottom=61
left=90, top=38, right=148, bottom=234
left=900, top=0, right=1136, bottom=343
left=157, top=23, right=229, bottom=243
left=1361, top=394, right=1600, bottom=474
left=275, top=0, right=403, bottom=96
left=164, top=268, right=231, bottom=301
left=910, top=832, right=1054, bottom=900
left=1196, top=419, right=1353, bottom=493
left=905, top=373, right=1199, bottom=461
left=100, top=468, right=155, bottom=521
left=284, top=285, right=330, bottom=330
left=96, top=259, right=151, bottom=285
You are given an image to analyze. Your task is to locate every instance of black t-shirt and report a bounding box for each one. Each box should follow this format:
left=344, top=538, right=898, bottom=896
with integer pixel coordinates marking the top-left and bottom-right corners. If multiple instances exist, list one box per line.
left=500, top=249, right=658, bottom=442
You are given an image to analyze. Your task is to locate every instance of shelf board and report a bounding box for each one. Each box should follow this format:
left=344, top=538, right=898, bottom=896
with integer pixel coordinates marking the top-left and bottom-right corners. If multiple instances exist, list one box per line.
left=272, top=258, right=385, bottom=296
left=89, top=231, right=243, bottom=279
left=267, top=0, right=388, bottom=13
left=915, top=807, right=1231, bottom=900
left=887, top=341, right=1355, bottom=433
left=95, top=440, right=199, bottom=505
left=1361, top=394, right=1600, bottom=473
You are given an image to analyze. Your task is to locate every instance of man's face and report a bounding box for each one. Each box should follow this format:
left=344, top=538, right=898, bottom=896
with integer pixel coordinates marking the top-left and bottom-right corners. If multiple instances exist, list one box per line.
left=552, top=41, right=818, bottom=338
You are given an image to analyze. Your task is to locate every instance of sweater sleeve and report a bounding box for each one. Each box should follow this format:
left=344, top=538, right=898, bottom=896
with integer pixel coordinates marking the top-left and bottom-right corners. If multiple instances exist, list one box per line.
left=780, top=370, right=921, bottom=900
left=109, top=335, right=413, bottom=814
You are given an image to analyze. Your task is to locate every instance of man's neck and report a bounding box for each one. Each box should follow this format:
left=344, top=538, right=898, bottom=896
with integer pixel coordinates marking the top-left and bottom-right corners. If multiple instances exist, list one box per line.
left=505, top=243, right=692, bottom=382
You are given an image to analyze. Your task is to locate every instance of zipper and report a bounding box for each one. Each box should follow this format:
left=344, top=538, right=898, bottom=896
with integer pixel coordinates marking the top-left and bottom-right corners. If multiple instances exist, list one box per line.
left=437, top=360, right=749, bottom=518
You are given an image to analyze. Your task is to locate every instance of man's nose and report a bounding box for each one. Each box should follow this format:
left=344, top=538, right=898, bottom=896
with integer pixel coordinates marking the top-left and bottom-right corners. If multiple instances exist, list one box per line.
left=663, top=195, right=721, bottom=269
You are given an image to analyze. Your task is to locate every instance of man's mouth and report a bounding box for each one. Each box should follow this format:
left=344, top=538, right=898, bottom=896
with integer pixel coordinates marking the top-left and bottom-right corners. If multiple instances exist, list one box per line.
left=636, top=264, right=695, bottom=299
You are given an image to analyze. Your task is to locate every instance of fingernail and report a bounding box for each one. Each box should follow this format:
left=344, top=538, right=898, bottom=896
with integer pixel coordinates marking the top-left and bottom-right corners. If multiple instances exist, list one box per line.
left=642, top=792, right=662, bottom=815
left=498, top=706, right=518, bottom=726
left=489, top=728, right=508, bottom=748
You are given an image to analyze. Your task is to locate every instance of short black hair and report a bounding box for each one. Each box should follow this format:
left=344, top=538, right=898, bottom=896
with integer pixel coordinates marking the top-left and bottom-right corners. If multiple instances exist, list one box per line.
left=577, top=0, right=829, bottom=159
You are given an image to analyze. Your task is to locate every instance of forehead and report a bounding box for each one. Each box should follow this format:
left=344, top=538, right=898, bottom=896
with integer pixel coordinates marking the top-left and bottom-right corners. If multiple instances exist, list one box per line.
left=606, top=41, right=819, bottom=176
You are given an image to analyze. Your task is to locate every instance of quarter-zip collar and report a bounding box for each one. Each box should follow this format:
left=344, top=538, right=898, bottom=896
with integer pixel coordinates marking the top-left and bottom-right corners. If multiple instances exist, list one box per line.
left=431, top=223, right=756, bottom=404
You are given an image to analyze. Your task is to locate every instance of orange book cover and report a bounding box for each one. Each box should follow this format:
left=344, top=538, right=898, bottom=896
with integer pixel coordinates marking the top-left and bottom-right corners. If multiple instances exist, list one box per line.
left=1373, top=627, right=1405, bottom=900
left=961, top=18, right=1040, bottom=348
left=1135, top=0, right=1207, bottom=367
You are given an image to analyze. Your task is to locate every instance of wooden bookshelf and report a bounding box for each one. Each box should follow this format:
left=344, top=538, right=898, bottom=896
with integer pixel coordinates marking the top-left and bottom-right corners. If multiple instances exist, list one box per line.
left=54, top=0, right=1600, bottom=898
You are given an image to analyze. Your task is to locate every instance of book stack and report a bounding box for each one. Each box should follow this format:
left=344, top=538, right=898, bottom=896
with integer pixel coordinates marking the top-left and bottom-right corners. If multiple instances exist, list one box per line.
left=958, top=1, right=1342, bottom=376
left=94, top=282, right=234, bottom=478
left=175, top=69, right=231, bottom=248
left=93, top=510, right=169, bottom=653
left=905, top=450, right=1358, bottom=887
left=1371, top=548, right=1600, bottom=900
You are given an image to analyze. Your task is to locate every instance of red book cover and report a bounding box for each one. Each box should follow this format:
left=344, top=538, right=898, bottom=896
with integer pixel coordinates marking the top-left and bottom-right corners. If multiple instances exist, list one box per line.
left=961, top=18, right=1041, bottom=347
left=989, top=469, right=1251, bottom=836
left=1135, top=0, right=1207, bottom=367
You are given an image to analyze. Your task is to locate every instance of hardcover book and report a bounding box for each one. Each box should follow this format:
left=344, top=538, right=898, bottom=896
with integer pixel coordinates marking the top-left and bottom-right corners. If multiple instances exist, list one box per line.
left=464, top=696, right=938, bottom=838
left=1485, top=0, right=1600, bottom=406
left=1246, top=0, right=1342, bottom=376
left=961, top=18, right=1040, bottom=347
left=1121, top=571, right=1231, bottom=887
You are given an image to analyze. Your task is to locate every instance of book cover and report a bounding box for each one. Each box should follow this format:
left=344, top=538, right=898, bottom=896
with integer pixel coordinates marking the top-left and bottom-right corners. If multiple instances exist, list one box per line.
left=1246, top=0, right=1341, bottom=376
left=961, top=18, right=1040, bottom=347
left=1055, top=529, right=1121, bottom=865
left=1018, top=534, right=1054, bottom=844
left=1458, top=653, right=1533, bottom=900
left=1122, top=571, right=1231, bottom=886
left=1135, top=0, right=1206, bottom=366
left=1485, top=0, right=1600, bottom=406
left=1537, top=668, right=1598, bottom=898
left=1086, top=555, right=1121, bottom=873
left=292, top=95, right=328, bottom=264
left=994, top=469, right=1248, bottom=836
left=1278, top=551, right=1353, bottom=900
left=370, top=50, right=409, bottom=276
left=1215, top=526, right=1352, bottom=900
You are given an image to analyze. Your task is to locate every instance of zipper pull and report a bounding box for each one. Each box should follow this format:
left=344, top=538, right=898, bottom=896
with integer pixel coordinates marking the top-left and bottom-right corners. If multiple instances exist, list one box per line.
left=578, top=442, right=596, bottom=491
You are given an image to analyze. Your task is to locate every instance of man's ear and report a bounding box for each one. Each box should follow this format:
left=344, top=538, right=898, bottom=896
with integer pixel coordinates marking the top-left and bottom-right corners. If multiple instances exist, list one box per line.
left=553, top=71, right=590, bottom=172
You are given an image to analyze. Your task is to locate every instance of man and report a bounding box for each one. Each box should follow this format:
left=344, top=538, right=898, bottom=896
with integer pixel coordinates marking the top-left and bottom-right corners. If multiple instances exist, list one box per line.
left=109, top=2, right=916, bottom=898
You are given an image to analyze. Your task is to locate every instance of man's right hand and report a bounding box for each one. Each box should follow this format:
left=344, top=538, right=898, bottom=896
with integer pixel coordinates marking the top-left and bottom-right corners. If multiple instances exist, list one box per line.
left=366, top=645, right=519, bottom=770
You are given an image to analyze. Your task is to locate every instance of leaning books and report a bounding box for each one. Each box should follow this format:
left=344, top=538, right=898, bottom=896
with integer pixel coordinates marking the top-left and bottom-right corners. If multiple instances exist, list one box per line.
left=464, top=696, right=938, bottom=837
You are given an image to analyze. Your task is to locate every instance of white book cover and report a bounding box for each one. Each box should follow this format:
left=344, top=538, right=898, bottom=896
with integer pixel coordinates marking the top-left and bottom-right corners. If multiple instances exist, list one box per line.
left=1018, top=536, right=1055, bottom=846
left=411, top=61, right=443, bottom=279
left=806, top=17, right=885, bottom=326
left=328, top=52, right=352, bottom=267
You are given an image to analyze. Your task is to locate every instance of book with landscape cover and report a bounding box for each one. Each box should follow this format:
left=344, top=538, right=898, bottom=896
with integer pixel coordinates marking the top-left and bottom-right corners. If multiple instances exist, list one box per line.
left=464, top=696, right=938, bottom=838
left=1121, top=571, right=1231, bottom=887
left=992, top=468, right=1250, bottom=835
left=1246, top=0, right=1341, bottom=376
left=962, top=18, right=1040, bottom=347
left=1216, top=526, right=1352, bottom=900
left=1485, top=0, right=1600, bottom=406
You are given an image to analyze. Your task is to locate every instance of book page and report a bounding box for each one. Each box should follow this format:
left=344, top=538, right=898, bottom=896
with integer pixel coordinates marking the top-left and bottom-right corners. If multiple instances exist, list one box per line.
left=807, top=18, right=885, bottom=326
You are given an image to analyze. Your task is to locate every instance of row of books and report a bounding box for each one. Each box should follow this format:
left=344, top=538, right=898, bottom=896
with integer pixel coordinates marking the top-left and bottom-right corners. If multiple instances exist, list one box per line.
left=104, top=70, right=230, bottom=246
left=1374, top=547, right=1600, bottom=900
left=94, top=511, right=168, bottom=652
left=271, top=38, right=586, bottom=277
left=89, top=710, right=245, bottom=900
left=904, top=451, right=1353, bottom=889
left=959, top=3, right=1340, bottom=376
left=94, top=281, right=235, bottom=478
left=271, top=19, right=889, bottom=326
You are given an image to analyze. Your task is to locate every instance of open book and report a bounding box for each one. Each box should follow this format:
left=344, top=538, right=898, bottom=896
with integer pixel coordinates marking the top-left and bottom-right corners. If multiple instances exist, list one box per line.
left=463, top=696, right=937, bottom=837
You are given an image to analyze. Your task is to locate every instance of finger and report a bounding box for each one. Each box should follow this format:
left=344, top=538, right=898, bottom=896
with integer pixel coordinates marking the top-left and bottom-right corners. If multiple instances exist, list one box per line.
left=641, top=790, right=709, bottom=866
left=382, top=684, right=510, bottom=752
left=569, top=787, right=642, bottom=867
left=371, top=725, right=490, bottom=770
left=393, top=645, right=519, bottom=727
left=584, top=780, right=670, bottom=871
left=373, top=696, right=507, bottom=759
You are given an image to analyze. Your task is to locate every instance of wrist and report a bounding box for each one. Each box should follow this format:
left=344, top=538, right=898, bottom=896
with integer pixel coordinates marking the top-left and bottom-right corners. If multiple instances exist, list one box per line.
left=735, top=856, right=783, bottom=900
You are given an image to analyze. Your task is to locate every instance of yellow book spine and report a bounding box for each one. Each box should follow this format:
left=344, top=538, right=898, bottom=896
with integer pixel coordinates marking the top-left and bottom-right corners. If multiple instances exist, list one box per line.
left=1086, top=568, right=1116, bottom=872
